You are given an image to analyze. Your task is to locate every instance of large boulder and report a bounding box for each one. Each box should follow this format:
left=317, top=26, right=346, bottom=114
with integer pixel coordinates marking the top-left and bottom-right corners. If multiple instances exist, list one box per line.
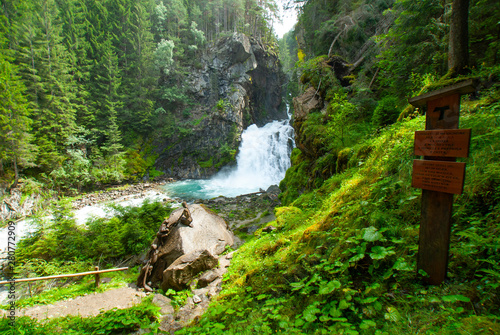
left=162, top=249, right=218, bottom=291
left=137, top=204, right=234, bottom=290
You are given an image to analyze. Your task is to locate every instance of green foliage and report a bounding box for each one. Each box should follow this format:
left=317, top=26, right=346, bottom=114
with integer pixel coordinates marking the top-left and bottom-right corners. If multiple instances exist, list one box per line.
left=154, top=39, right=175, bottom=75
left=16, top=200, right=172, bottom=263
left=198, top=157, right=214, bottom=169
left=376, top=0, right=449, bottom=98
left=164, top=288, right=193, bottom=310
left=371, top=96, right=401, bottom=128
left=0, top=295, right=161, bottom=334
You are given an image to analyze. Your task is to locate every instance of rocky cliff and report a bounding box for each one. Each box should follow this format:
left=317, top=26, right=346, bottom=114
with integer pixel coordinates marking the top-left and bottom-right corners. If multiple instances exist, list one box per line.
left=153, top=33, right=286, bottom=179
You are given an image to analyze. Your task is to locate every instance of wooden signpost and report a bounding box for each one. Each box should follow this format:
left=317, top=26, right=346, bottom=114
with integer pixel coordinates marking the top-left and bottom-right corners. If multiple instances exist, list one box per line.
left=409, top=79, right=475, bottom=285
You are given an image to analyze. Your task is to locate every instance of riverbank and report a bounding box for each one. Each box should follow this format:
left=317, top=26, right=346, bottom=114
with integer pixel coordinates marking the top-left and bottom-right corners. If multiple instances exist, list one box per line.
left=0, top=180, right=178, bottom=227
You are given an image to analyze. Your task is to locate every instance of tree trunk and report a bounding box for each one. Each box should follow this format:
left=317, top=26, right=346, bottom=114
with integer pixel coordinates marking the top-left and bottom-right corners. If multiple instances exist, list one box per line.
left=448, top=0, right=470, bottom=74
left=10, top=156, right=19, bottom=190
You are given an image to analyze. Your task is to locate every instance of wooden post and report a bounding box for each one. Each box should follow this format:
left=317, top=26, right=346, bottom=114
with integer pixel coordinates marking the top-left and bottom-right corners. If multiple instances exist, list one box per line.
left=94, top=266, right=100, bottom=288
left=409, top=80, right=475, bottom=285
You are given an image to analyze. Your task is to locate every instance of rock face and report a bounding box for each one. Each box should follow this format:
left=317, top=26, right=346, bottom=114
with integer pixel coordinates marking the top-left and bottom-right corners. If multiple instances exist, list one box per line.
left=137, top=204, right=234, bottom=291
left=154, top=33, right=287, bottom=179
left=292, top=55, right=354, bottom=159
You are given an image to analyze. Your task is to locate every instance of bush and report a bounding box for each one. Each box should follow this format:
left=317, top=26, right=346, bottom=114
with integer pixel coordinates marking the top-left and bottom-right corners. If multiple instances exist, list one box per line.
left=16, top=200, right=172, bottom=265
left=372, top=96, right=400, bottom=128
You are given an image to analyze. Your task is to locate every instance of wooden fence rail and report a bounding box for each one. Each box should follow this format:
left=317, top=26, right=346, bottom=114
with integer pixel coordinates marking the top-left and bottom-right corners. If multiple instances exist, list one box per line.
left=0, top=267, right=128, bottom=288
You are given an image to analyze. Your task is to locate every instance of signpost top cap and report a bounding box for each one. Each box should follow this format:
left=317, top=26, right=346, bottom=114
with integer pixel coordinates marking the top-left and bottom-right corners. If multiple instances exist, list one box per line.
left=409, top=79, right=476, bottom=107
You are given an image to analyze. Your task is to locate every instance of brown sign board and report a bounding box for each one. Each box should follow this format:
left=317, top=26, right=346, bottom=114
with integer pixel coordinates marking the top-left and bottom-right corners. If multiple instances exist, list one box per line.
left=412, top=160, right=466, bottom=195
left=414, top=129, right=471, bottom=157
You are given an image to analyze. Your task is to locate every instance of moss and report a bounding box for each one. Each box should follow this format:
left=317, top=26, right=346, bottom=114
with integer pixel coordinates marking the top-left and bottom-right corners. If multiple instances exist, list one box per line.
left=198, top=157, right=213, bottom=168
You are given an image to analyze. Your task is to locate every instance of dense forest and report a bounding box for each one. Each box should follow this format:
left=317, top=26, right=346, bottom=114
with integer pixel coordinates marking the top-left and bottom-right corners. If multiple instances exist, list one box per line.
left=0, top=0, right=280, bottom=194
left=1, top=0, right=500, bottom=333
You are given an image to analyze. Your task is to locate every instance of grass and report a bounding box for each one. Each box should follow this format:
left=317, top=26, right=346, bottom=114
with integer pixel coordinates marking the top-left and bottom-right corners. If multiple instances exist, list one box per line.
left=0, top=295, right=161, bottom=335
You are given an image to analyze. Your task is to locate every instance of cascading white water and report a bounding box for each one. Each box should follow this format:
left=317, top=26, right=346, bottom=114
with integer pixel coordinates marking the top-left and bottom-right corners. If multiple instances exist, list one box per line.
left=164, top=117, right=295, bottom=199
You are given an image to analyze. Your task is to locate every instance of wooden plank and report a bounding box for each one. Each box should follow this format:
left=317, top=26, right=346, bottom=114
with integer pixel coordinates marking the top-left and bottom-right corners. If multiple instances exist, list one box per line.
left=0, top=267, right=128, bottom=285
left=417, top=190, right=454, bottom=285
left=409, top=79, right=476, bottom=107
left=414, top=129, right=471, bottom=157
left=412, top=160, right=466, bottom=195
left=426, top=93, right=461, bottom=130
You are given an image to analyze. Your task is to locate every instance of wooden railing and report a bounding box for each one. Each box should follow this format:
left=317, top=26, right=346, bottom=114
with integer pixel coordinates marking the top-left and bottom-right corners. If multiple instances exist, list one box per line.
left=0, top=267, right=128, bottom=288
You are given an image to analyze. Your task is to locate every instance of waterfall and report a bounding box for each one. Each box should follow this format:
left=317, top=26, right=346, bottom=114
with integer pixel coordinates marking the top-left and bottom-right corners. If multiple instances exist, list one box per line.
left=164, top=117, right=295, bottom=199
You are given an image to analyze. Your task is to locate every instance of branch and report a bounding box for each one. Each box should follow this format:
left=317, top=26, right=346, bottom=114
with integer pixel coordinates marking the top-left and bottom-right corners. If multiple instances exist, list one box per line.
left=369, top=67, right=380, bottom=89
left=328, top=27, right=345, bottom=58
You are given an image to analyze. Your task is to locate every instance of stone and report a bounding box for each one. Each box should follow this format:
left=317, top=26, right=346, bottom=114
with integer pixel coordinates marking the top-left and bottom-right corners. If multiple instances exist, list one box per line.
left=197, top=269, right=220, bottom=288
left=161, top=249, right=219, bottom=291
left=192, top=295, right=202, bottom=304
left=293, top=87, right=323, bottom=122
left=137, top=204, right=234, bottom=290
left=262, top=225, right=277, bottom=233
left=152, top=294, right=175, bottom=315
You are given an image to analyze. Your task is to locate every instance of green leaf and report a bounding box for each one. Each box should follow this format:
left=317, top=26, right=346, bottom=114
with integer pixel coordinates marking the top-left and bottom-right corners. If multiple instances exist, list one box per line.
left=304, top=312, right=317, bottom=322
left=360, top=320, right=377, bottom=329
left=256, top=294, right=268, bottom=300
left=290, top=282, right=304, bottom=291
left=442, top=295, right=470, bottom=303
left=319, top=280, right=341, bottom=294
left=384, top=306, right=401, bottom=322
left=339, top=299, right=350, bottom=310
left=370, top=246, right=395, bottom=260
left=428, top=296, right=441, bottom=303
left=361, top=296, right=378, bottom=304
left=329, top=307, right=342, bottom=317
left=295, top=318, right=305, bottom=327
left=213, top=323, right=225, bottom=329
left=349, top=253, right=365, bottom=262
left=303, top=305, right=321, bottom=322
left=363, top=227, right=383, bottom=242
left=393, top=258, right=412, bottom=271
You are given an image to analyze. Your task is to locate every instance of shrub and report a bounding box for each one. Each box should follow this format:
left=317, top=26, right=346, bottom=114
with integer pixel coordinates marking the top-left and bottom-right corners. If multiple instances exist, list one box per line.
left=372, top=96, right=400, bottom=128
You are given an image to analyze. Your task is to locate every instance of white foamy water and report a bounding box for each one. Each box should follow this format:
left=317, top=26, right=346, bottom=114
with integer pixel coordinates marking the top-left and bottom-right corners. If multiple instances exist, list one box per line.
left=164, top=118, right=295, bottom=199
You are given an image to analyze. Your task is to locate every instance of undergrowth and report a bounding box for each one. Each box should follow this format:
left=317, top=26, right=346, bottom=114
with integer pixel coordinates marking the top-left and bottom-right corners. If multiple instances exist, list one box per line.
left=0, top=295, right=161, bottom=334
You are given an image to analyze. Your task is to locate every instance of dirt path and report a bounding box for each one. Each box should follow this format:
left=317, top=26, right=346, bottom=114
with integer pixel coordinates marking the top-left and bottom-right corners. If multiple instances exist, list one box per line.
left=5, top=286, right=146, bottom=320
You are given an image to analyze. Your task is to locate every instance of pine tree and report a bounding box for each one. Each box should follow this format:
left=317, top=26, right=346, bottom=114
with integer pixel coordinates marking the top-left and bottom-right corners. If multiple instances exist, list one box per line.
left=21, top=0, right=78, bottom=171
left=0, top=56, right=37, bottom=187
left=120, top=0, right=157, bottom=137
left=56, top=0, right=93, bottom=128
